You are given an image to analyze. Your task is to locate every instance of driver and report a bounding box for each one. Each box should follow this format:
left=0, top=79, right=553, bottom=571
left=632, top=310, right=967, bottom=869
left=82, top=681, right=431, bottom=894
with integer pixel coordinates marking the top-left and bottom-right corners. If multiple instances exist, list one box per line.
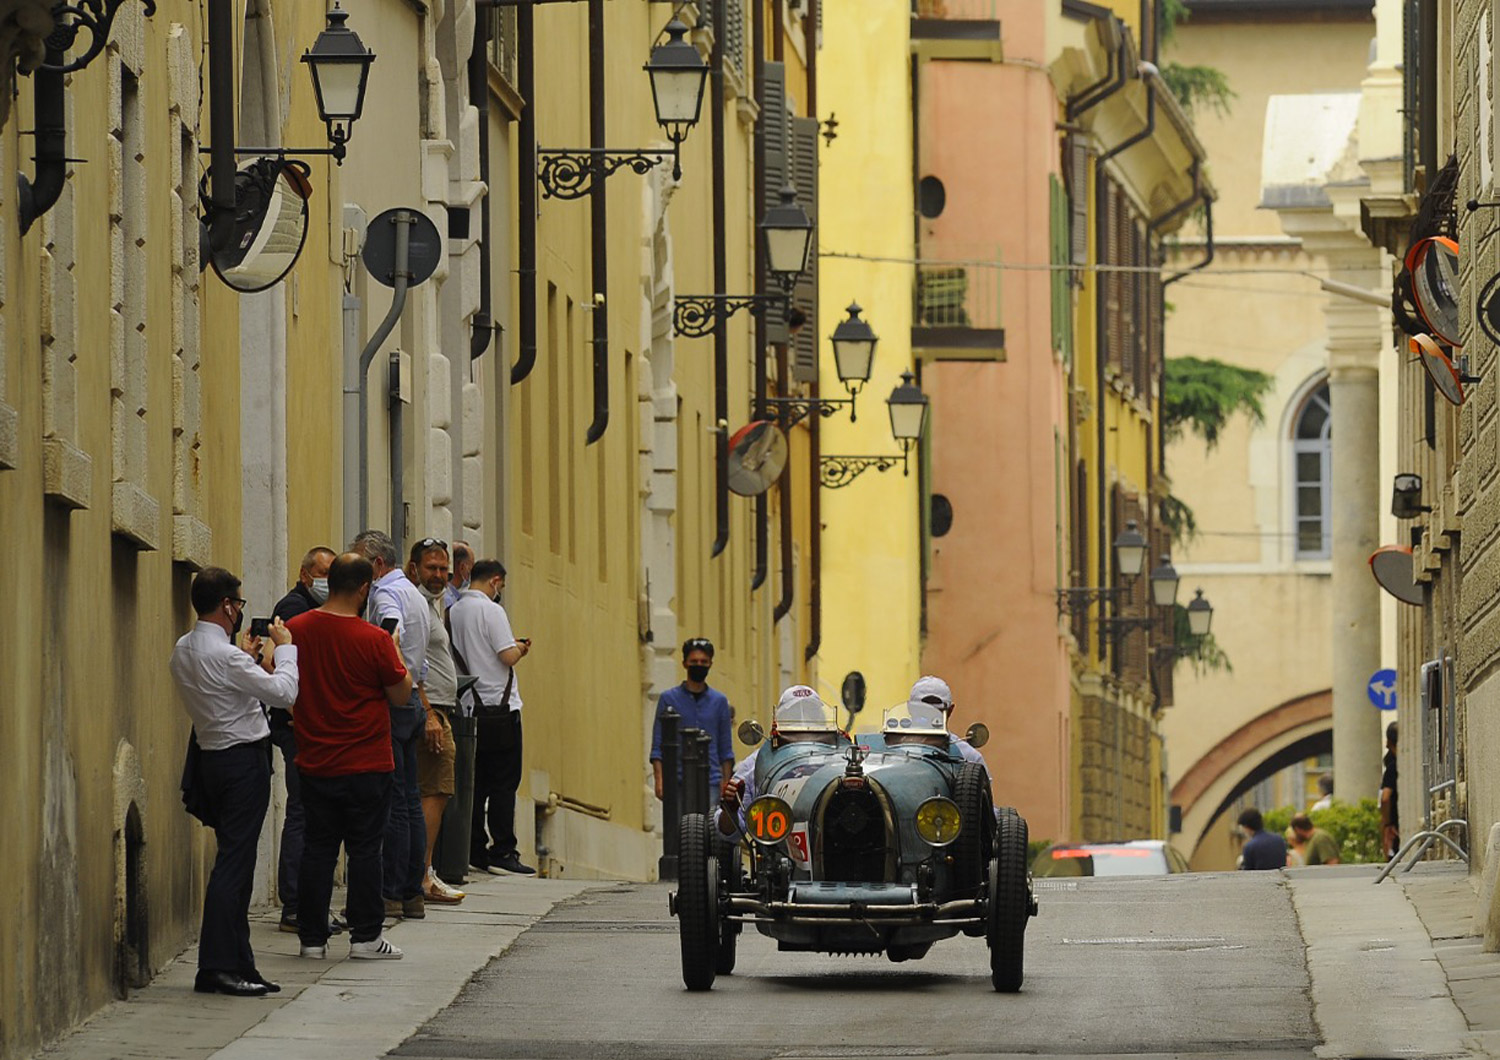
left=892, top=676, right=986, bottom=766
left=715, top=685, right=842, bottom=839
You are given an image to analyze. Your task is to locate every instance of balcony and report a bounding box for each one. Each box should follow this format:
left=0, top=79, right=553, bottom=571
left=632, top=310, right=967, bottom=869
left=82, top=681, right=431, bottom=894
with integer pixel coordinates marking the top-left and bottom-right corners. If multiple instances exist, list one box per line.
left=911, top=0, right=1002, bottom=62
left=912, top=253, right=1006, bottom=362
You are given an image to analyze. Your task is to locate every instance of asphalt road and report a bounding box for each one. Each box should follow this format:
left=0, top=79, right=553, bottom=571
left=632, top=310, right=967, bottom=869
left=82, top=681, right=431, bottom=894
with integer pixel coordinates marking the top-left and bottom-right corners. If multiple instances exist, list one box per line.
left=393, top=871, right=1319, bottom=1060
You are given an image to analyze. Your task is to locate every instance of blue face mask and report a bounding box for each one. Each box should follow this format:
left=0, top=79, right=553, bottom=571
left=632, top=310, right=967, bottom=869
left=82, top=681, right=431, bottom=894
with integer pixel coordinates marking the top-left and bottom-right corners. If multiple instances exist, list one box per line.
left=309, top=577, right=330, bottom=604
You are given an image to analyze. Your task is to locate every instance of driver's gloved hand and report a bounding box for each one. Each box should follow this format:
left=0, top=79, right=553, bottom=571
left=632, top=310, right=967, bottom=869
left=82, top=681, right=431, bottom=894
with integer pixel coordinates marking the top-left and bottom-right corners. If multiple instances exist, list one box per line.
left=719, top=776, right=745, bottom=814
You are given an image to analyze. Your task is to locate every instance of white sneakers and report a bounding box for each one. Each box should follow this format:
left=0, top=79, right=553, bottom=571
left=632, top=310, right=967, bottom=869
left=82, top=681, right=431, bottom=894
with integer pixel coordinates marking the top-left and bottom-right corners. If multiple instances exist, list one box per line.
left=299, top=944, right=326, bottom=960
left=424, top=867, right=466, bottom=903
left=349, top=935, right=404, bottom=960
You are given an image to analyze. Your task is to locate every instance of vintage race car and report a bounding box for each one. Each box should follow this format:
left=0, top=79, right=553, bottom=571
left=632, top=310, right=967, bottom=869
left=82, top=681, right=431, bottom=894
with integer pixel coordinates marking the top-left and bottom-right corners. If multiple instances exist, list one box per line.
left=670, top=711, right=1037, bottom=993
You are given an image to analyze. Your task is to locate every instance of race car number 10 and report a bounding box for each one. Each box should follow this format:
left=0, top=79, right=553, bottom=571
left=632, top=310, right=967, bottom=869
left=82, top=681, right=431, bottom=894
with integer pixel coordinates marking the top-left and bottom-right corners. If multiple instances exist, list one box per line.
left=746, top=795, right=793, bottom=845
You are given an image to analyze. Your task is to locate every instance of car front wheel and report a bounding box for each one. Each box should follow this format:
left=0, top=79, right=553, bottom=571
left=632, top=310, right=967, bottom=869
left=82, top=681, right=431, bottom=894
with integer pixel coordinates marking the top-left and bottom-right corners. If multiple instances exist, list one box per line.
left=987, top=810, right=1030, bottom=993
left=676, top=813, right=719, bottom=991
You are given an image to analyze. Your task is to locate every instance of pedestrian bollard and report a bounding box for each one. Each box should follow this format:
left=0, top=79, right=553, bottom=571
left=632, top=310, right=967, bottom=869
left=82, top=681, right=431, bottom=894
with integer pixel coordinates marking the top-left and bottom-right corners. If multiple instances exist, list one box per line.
left=681, top=727, right=710, bottom=817
left=659, top=705, right=681, bottom=881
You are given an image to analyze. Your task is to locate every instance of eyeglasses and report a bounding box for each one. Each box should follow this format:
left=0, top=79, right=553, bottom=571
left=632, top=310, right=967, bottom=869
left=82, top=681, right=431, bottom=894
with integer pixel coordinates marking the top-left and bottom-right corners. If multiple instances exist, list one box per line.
left=684, top=637, right=714, bottom=652
left=415, top=536, right=447, bottom=552
left=226, top=597, right=247, bottom=608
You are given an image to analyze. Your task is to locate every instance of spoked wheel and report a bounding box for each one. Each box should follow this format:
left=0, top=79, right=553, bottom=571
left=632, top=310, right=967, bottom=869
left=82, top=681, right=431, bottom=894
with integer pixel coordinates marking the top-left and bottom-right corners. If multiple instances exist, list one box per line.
left=675, top=813, right=719, bottom=991
left=952, top=763, right=995, bottom=897
left=715, top=842, right=742, bottom=975
left=987, top=810, right=1031, bottom=993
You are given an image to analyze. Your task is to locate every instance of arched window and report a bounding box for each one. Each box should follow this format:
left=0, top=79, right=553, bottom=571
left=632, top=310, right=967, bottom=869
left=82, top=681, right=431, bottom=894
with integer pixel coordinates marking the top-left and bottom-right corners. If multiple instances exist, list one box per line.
left=1293, top=382, right=1332, bottom=559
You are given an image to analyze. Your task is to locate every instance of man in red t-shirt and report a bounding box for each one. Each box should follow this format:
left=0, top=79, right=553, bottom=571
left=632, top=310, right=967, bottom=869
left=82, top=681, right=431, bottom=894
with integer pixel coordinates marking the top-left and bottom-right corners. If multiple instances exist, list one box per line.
left=286, top=552, right=412, bottom=960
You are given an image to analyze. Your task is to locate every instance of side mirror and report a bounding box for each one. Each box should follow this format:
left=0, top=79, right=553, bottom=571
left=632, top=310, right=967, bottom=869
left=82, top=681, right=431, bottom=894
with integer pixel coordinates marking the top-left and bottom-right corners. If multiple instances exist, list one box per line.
left=964, top=722, right=989, bottom=750
left=841, top=670, right=867, bottom=715
left=738, top=719, right=765, bottom=747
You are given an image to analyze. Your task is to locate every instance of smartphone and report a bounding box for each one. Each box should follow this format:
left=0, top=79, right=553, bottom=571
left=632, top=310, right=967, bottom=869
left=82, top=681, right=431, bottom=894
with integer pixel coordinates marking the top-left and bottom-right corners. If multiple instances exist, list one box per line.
left=380, top=616, right=400, bottom=634
left=250, top=617, right=272, bottom=639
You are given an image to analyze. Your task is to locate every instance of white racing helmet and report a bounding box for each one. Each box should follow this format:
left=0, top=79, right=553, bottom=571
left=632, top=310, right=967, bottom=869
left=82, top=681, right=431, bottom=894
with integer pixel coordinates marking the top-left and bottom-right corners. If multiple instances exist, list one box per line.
left=773, top=684, right=838, bottom=732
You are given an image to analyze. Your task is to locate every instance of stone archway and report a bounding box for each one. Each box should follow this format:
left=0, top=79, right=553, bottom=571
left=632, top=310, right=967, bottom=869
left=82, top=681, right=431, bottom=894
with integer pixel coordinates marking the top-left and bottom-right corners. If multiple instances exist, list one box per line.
left=1171, top=689, right=1332, bottom=863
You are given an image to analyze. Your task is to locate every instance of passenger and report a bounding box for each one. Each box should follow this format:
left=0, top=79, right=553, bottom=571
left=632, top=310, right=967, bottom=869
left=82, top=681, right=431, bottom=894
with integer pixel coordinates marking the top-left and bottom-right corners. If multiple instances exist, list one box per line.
left=902, top=676, right=986, bottom=766
left=715, top=685, right=842, bottom=839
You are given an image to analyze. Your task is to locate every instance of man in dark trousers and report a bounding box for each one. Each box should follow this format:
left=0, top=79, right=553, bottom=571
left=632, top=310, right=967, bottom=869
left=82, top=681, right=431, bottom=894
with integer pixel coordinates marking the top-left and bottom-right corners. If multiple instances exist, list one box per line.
left=270, top=546, right=335, bottom=934
left=170, top=567, right=299, bottom=996
left=650, top=637, right=735, bottom=807
left=1237, top=807, right=1287, bottom=870
left=287, top=553, right=413, bottom=960
left=1381, top=722, right=1400, bottom=859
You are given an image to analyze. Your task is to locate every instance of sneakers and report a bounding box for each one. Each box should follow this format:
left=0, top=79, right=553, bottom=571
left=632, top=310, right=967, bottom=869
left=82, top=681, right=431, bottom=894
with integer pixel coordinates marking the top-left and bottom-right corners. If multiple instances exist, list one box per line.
left=299, top=944, right=326, bottom=960
left=424, top=868, right=465, bottom=904
left=349, top=935, right=403, bottom=960
left=402, top=893, right=426, bottom=919
left=487, top=854, right=537, bottom=877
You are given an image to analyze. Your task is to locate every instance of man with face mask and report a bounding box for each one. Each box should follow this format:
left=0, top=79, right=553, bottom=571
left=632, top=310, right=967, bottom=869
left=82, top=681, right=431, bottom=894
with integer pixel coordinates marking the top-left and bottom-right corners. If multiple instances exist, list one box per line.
left=445, top=539, right=473, bottom=609
left=269, top=546, right=336, bottom=934
left=285, top=553, right=412, bottom=960
left=170, top=566, right=298, bottom=996
left=650, top=637, right=735, bottom=807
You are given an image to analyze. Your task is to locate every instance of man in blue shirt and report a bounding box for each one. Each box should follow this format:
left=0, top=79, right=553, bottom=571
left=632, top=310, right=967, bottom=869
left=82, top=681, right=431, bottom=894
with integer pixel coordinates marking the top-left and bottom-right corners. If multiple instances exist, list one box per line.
left=651, top=637, right=735, bottom=803
left=1238, top=807, right=1287, bottom=870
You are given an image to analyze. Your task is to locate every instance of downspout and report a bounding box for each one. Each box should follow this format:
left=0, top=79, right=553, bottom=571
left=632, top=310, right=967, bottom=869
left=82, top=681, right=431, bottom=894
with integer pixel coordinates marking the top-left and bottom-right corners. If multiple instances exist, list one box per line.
left=206, top=0, right=238, bottom=255
left=803, top=0, right=820, bottom=662
left=751, top=0, right=768, bottom=592
left=1163, top=194, right=1214, bottom=286
left=1064, top=18, right=1125, bottom=122
left=389, top=351, right=405, bottom=546
left=342, top=291, right=362, bottom=547
left=512, top=2, right=538, bottom=384
left=1146, top=158, right=1200, bottom=235
left=774, top=342, right=794, bottom=623
left=470, top=13, right=494, bottom=360
left=710, top=0, right=729, bottom=557
left=358, top=211, right=415, bottom=532
left=17, top=52, right=65, bottom=236
left=585, top=0, right=608, bottom=444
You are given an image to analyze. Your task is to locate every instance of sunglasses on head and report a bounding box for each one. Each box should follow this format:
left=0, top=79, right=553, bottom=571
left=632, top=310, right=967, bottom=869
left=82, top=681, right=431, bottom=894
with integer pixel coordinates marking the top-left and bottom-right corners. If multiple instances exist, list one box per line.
left=415, top=536, right=447, bottom=552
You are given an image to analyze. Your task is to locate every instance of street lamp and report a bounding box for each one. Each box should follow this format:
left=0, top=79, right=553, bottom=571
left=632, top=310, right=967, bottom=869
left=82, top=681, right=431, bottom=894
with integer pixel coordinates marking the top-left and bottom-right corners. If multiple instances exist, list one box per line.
left=830, top=303, right=878, bottom=399
left=1186, top=588, right=1214, bottom=637
left=819, top=371, right=931, bottom=487
left=761, top=185, right=816, bottom=290
left=1114, top=520, right=1148, bottom=578
left=644, top=18, right=709, bottom=181
left=1149, top=554, right=1180, bottom=608
left=1391, top=473, right=1432, bottom=519
left=301, top=4, right=377, bottom=164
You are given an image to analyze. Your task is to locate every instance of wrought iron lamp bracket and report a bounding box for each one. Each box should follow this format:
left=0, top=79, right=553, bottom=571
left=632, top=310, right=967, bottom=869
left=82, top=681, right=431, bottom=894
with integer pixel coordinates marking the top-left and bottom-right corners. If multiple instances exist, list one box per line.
left=673, top=293, right=788, bottom=338
left=1054, top=586, right=1126, bottom=617
left=819, top=452, right=906, bottom=489
left=538, top=147, right=675, bottom=200
left=758, top=395, right=854, bottom=429
left=41, top=0, right=156, bottom=73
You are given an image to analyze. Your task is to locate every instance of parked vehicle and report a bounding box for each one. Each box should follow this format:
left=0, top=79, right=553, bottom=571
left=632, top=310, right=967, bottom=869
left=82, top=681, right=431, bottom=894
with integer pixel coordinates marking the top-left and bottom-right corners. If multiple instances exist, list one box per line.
left=1031, top=839, right=1190, bottom=878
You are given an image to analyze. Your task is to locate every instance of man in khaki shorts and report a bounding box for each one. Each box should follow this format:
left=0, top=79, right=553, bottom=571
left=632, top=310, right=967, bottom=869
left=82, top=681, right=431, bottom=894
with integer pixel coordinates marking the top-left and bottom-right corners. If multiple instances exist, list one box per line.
left=408, top=539, right=466, bottom=905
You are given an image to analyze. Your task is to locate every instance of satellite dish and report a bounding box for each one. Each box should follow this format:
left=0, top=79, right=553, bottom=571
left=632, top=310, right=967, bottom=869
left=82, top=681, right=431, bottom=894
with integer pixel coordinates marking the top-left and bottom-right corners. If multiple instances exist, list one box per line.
left=1405, top=236, right=1461, bottom=346
left=204, top=157, right=313, bottom=293
left=726, top=420, right=788, bottom=496
left=1369, top=545, right=1424, bottom=606
left=1411, top=333, right=1466, bottom=406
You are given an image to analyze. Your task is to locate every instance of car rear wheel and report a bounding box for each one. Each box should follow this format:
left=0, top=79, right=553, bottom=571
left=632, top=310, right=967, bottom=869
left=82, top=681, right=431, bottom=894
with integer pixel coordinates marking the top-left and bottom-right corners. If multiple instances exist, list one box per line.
left=676, top=813, right=718, bottom=991
left=715, top=844, right=741, bottom=974
left=988, top=811, right=1030, bottom=993
left=952, top=763, right=994, bottom=896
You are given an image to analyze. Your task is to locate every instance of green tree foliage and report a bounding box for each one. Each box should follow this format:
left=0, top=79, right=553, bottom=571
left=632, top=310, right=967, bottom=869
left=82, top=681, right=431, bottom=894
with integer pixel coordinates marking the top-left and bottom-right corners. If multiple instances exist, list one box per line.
left=1157, top=0, right=1237, bottom=119
left=1170, top=601, right=1230, bottom=676
left=1163, top=356, right=1274, bottom=450
left=1263, top=799, right=1384, bottom=864
left=1160, top=491, right=1198, bottom=546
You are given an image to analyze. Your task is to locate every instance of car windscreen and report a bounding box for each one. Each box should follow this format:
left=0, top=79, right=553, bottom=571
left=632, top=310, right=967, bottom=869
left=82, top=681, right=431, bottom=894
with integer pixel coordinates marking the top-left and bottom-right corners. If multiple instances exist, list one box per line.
left=1034, top=846, right=1168, bottom=877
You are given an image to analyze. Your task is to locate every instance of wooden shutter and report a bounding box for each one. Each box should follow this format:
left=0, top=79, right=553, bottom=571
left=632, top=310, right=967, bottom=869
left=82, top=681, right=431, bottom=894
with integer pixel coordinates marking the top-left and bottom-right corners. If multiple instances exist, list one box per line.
left=1073, top=459, right=1090, bottom=652
left=1049, top=174, right=1072, bottom=361
left=1105, top=180, right=1123, bottom=375
left=790, top=116, right=820, bottom=382
left=760, top=61, right=789, bottom=344
left=1068, top=137, right=1089, bottom=275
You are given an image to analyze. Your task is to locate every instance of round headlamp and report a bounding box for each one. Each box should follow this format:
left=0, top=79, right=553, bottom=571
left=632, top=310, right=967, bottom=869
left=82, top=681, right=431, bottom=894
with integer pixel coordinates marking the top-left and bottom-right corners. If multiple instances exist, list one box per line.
left=914, top=796, right=962, bottom=847
left=745, top=795, right=793, bottom=847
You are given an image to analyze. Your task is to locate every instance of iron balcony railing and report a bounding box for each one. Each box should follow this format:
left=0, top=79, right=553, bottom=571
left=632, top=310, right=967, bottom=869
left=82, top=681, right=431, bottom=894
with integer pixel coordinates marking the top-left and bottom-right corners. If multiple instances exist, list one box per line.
left=913, top=249, right=1004, bottom=332
left=911, top=0, right=998, bottom=20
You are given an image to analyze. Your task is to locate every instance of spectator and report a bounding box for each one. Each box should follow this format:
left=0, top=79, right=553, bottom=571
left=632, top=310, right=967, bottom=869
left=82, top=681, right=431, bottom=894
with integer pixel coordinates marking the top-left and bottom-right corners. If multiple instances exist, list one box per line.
left=351, top=529, right=435, bottom=920
left=651, top=637, right=735, bottom=806
left=406, top=538, right=465, bottom=905
left=1290, top=813, right=1341, bottom=865
left=1237, top=807, right=1287, bottom=870
left=1310, top=773, right=1334, bottom=812
left=445, top=539, right=474, bottom=609
left=270, top=546, right=337, bottom=935
left=286, top=552, right=412, bottom=961
left=170, top=567, right=298, bottom=996
left=450, top=559, right=535, bottom=876
left=1381, top=722, right=1400, bottom=859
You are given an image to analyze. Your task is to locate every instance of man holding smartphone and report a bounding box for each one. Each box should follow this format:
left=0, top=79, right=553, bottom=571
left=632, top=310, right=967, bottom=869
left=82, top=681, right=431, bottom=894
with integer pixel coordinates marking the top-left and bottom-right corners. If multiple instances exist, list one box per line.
left=449, top=559, right=534, bottom=876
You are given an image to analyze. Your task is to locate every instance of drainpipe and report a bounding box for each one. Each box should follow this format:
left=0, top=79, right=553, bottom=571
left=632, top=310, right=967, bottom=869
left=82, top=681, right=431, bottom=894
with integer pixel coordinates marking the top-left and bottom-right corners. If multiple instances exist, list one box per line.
left=1164, top=195, right=1214, bottom=286
left=803, top=0, right=820, bottom=661
left=205, top=0, right=238, bottom=255
left=1146, top=158, right=1200, bottom=235
left=512, top=2, right=538, bottom=384
left=17, top=52, right=65, bottom=236
left=389, top=350, right=405, bottom=546
left=470, top=13, right=494, bottom=361
left=774, top=342, right=794, bottom=623
left=1099, top=66, right=1157, bottom=168
left=357, top=211, right=415, bottom=532
left=751, top=0, right=768, bottom=591
left=342, top=290, right=363, bottom=546
left=1065, top=18, right=1126, bottom=122
left=709, top=0, right=729, bottom=557
left=585, top=0, right=609, bottom=444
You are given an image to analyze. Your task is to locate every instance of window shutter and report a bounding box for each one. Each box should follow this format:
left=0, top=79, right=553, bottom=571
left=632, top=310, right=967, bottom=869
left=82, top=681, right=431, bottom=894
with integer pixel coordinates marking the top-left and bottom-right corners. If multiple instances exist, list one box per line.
left=1072, top=459, right=1090, bottom=652
left=790, top=115, right=820, bottom=382
left=1069, top=137, right=1089, bottom=273
left=760, top=61, right=789, bottom=344
left=1105, top=180, right=1123, bottom=375
left=1049, top=174, right=1072, bottom=361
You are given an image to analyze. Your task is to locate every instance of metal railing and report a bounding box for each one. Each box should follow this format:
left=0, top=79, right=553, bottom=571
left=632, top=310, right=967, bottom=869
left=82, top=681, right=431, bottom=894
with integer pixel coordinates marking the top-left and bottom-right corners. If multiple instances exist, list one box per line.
left=913, top=250, right=1004, bottom=331
left=912, top=0, right=998, bottom=19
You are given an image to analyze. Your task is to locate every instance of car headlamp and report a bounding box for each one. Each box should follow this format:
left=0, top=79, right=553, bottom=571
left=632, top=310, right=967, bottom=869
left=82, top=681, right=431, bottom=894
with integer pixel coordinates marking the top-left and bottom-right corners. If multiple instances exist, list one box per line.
left=914, top=796, right=962, bottom=847
left=745, top=795, right=793, bottom=847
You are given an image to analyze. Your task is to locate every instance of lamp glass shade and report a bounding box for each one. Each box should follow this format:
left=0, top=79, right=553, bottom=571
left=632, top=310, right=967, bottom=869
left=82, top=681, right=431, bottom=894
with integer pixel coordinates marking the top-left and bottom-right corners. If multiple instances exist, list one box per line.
left=1113, top=520, right=1147, bottom=578
left=1391, top=472, right=1425, bottom=519
left=302, top=7, right=375, bottom=126
left=761, top=185, right=815, bottom=280
left=1186, top=589, right=1213, bottom=637
left=887, top=372, right=929, bottom=443
left=830, top=303, right=877, bottom=385
left=646, top=20, right=708, bottom=133
left=1149, top=559, right=1180, bottom=608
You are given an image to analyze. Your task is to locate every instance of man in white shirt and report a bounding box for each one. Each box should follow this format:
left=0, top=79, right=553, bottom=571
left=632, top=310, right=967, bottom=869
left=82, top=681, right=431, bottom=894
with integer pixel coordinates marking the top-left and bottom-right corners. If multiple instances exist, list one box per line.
left=449, top=558, right=535, bottom=876
left=351, top=529, right=437, bottom=918
left=906, top=675, right=986, bottom=767
left=169, top=566, right=298, bottom=998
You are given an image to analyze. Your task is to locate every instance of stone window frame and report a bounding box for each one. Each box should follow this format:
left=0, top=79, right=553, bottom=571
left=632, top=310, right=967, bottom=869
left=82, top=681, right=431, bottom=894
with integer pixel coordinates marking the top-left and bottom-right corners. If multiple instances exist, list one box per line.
left=1291, top=379, right=1333, bottom=561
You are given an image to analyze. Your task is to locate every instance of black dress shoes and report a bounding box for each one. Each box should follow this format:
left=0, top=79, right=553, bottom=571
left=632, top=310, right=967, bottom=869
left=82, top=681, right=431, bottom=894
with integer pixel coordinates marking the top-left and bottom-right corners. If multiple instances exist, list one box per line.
left=193, top=970, right=271, bottom=997
left=244, top=970, right=281, bottom=993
